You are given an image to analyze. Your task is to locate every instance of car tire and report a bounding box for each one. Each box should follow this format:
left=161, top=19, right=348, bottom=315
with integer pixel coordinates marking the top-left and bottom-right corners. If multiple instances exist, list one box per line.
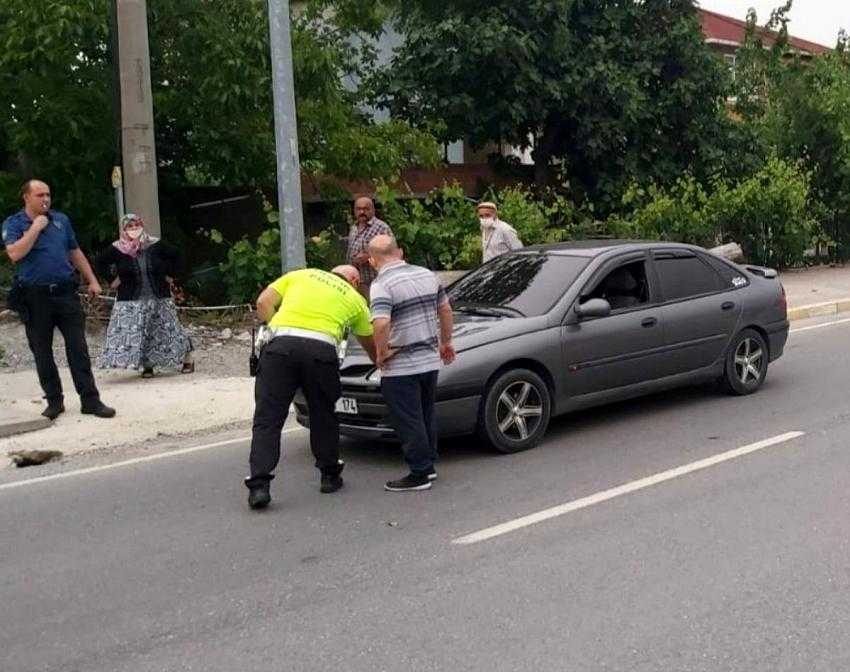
left=478, top=368, right=552, bottom=453
left=721, top=328, right=769, bottom=396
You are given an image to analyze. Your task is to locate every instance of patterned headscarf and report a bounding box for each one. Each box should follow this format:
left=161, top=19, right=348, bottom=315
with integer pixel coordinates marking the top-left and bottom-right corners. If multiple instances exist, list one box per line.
left=113, top=213, right=158, bottom=258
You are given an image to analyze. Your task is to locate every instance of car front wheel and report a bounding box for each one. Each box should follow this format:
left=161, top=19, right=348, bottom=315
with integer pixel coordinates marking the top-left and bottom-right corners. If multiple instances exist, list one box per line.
left=721, top=328, right=769, bottom=395
left=479, top=368, right=551, bottom=453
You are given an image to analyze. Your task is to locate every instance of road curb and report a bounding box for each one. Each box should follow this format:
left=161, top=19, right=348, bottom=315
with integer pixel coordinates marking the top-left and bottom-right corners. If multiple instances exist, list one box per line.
left=0, top=413, right=51, bottom=439
left=788, top=298, right=850, bottom=322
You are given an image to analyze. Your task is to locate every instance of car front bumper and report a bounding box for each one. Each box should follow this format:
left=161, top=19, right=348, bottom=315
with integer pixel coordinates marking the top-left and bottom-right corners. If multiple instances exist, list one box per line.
left=294, top=387, right=481, bottom=441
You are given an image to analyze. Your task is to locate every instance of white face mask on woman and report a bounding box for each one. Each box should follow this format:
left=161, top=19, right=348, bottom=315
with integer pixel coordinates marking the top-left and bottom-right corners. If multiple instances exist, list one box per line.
left=479, top=217, right=496, bottom=229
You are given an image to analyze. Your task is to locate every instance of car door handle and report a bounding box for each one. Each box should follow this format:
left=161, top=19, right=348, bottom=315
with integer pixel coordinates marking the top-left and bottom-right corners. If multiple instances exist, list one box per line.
left=721, top=301, right=735, bottom=311
left=641, top=317, right=658, bottom=328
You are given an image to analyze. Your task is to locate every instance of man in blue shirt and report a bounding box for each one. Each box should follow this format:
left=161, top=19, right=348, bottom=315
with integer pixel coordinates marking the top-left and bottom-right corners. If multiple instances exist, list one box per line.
left=2, top=180, right=115, bottom=419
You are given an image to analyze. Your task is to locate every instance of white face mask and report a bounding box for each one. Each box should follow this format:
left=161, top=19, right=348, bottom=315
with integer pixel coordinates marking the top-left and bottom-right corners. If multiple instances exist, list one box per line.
left=479, top=217, right=496, bottom=228
left=126, top=229, right=143, bottom=240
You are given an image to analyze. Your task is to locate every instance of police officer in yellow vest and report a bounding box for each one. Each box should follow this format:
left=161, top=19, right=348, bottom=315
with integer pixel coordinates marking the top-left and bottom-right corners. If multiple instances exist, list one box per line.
left=245, top=265, right=377, bottom=509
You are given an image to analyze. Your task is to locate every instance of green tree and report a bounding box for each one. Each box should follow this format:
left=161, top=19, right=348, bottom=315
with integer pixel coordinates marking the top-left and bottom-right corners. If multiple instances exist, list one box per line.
left=733, top=3, right=850, bottom=254
left=0, top=1, right=115, bottom=243
left=0, top=0, right=438, bottom=246
left=378, top=0, right=731, bottom=210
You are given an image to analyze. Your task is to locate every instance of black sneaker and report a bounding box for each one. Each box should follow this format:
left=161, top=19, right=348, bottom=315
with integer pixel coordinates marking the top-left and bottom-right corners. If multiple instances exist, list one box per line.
left=248, top=483, right=271, bottom=509
left=320, top=473, right=344, bottom=493
left=42, top=401, right=65, bottom=420
left=81, top=401, right=116, bottom=418
left=385, top=472, right=432, bottom=492
left=424, top=467, right=437, bottom=481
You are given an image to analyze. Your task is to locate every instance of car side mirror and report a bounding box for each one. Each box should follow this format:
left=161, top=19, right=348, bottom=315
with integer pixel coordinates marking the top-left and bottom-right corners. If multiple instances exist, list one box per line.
left=575, top=298, right=612, bottom=319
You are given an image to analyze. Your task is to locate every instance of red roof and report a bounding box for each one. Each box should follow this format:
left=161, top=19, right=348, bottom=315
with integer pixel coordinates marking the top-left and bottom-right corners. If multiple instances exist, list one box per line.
left=699, top=8, right=831, bottom=55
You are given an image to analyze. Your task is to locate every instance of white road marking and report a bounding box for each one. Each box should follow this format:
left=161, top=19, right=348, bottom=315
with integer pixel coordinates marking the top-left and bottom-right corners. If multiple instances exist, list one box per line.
left=0, top=427, right=305, bottom=492
left=452, top=431, right=805, bottom=546
left=789, top=317, right=850, bottom=334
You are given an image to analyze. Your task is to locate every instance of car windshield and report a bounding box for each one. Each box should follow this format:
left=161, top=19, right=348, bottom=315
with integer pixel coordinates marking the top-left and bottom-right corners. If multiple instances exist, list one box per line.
left=447, top=252, right=589, bottom=317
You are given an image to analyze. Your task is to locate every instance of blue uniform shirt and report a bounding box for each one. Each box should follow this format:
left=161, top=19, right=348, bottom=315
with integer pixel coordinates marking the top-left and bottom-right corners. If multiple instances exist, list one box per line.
left=1, top=209, right=79, bottom=285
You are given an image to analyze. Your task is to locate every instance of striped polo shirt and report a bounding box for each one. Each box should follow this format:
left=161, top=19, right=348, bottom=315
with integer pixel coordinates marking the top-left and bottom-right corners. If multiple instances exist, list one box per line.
left=370, top=260, right=449, bottom=377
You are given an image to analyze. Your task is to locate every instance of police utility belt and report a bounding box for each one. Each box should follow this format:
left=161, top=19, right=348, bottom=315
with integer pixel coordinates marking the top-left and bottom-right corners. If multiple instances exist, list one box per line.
left=250, top=326, right=339, bottom=377
left=254, top=325, right=337, bottom=351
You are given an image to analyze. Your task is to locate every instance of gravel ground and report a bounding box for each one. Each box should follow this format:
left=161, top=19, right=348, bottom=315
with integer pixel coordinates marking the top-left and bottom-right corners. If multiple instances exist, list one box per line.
left=0, top=309, right=253, bottom=377
left=0, top=308, right=270, bottom=467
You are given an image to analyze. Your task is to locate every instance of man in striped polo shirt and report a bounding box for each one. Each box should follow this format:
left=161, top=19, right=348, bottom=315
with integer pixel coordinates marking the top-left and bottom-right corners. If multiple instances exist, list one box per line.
left=368, top=235, right=456, bottom=491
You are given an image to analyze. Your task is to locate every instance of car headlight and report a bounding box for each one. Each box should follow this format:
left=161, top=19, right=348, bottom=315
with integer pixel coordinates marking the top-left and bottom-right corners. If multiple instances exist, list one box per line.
left=366, top=368, right=382, bottom=383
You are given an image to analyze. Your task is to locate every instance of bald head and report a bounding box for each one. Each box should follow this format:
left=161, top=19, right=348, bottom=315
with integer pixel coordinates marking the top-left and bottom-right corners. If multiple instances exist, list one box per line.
left=331, top=264, right=361, bottom=289
left=21, top=180, right=51, bottom=218
left=367, top=234, right=402, bottom=271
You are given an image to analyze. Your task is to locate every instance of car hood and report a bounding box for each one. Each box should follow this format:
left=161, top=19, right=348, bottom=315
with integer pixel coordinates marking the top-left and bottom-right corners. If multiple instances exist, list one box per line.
left=341, top=312, right=547, bottom=371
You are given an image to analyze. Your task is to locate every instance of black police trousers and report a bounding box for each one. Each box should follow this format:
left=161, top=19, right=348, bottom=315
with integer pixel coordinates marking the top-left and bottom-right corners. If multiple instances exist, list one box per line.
left=247, top=336, right=342, bottom=486
left=22, top=283, right=100, bottom=406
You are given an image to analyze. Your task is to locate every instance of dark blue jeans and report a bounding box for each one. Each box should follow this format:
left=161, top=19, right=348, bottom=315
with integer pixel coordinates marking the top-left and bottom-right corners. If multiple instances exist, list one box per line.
left=381, top=370, right=439, bottom=474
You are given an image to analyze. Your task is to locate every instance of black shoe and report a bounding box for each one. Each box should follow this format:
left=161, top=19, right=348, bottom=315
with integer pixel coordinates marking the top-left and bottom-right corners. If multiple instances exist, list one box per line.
left=424, top=467, right=437, bottom=481
left=320, top=459, right=345, bottom=493
left=385, top=472, right=432, bottom=492
left=248, top=483, right=271, bottom=510
left=42, top=401, right=65, bottom=420
left=81, top=401, right=116, bottom=418
left=320, top=473, right=344, bottom=493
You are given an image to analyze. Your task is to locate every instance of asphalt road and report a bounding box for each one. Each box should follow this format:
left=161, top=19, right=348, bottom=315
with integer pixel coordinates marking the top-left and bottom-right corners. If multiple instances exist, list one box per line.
left=3, top=315, right=850, bottom=672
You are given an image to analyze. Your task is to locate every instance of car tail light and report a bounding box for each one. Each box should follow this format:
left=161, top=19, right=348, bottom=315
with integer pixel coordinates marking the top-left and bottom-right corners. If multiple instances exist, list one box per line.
left=778, top=283, right=787, bottom=314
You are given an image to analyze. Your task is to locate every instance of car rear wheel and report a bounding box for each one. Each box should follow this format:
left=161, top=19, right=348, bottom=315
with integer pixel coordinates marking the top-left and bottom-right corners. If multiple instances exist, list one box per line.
left=721, top=328, right=768, bottom=395
left=479, top=369, right=551, bottom=453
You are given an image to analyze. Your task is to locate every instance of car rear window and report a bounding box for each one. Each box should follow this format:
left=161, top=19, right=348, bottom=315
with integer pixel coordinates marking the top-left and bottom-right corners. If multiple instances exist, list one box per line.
left=701, top=253, right=749, bottom=289
left=447, top=252, right=589, bottom=316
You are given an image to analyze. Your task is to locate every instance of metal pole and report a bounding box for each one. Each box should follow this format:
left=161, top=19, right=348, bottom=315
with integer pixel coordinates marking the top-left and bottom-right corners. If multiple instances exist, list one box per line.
left=116, top=0, right=161, bottom=236
left=109, top=0, right=124, bottom=234
left=267, top=0, right=306, bottom=272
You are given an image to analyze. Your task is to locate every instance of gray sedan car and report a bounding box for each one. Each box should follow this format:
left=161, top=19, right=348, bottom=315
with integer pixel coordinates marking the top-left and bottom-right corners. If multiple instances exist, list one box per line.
left=295, top=241, right=789, bottom=453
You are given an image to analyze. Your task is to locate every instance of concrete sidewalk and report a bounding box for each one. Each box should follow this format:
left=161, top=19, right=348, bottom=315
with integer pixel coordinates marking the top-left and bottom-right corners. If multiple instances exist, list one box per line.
left=780, top=265, right=850, bottom=320
left=1, top=368, right=256, bottom=466
left=3, top=263, right=850, bottom=462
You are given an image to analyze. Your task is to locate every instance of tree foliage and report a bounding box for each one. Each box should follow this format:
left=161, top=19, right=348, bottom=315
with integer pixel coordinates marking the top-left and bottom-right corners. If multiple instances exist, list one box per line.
left=732, top=3, right=850, bottom=253
left=378, top=0, right=731, bottom=209
left=0, top=0, right=438, bottom=246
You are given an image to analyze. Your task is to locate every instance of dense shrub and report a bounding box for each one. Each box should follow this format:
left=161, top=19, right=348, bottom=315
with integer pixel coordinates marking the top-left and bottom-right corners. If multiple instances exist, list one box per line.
left=608, top=158, right=817, bottom=268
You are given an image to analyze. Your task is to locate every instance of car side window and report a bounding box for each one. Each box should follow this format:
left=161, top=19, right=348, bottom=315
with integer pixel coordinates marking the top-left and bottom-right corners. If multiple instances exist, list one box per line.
left=583, top=260, right=649, bottom=311
left=655, top=254, right=724, bottom=301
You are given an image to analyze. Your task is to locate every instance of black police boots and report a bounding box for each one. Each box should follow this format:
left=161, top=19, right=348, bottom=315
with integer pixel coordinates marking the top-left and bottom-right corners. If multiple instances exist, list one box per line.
left=42, top=400, right=65, bottom=420
left=320, top=460, right=345, bottom=494
left=248, top=482, right=272, bottom=510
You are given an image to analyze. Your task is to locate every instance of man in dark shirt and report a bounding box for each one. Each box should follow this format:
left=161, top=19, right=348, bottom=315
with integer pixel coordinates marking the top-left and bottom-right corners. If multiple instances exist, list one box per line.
left=2, top=180, right=115, bottom=420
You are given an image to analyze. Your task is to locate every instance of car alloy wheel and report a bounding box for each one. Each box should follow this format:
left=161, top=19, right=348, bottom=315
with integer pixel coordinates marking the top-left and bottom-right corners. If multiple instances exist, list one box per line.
left=734, top=336, right=764, bottom=386
left=496, top=382, right=544, bottom=441
left=722, top=328, right=768, bottom=396
left=480, top=368, right=552, bottom=453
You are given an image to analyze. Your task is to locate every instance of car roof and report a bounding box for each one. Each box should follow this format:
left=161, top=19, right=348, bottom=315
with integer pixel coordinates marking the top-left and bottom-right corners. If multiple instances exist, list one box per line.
left=522, top=239, right=696, bottom=258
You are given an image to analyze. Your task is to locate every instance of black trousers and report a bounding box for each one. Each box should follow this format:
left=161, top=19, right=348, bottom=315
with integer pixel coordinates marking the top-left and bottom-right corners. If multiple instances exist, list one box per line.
left=22, top=284, right=100, bottom=405
left=247, top=336, right=342, bottom=486
left=381, top=370, right=439, bottom=474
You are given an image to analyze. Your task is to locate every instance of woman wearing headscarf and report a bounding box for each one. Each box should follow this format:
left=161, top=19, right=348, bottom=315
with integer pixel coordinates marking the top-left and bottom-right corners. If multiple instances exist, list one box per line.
left=96, top=213, right=194, bottom=377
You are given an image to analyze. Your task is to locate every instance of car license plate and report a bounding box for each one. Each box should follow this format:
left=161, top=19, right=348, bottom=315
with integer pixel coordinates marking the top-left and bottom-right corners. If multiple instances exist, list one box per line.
left=335, top=397, right=358, bottom=414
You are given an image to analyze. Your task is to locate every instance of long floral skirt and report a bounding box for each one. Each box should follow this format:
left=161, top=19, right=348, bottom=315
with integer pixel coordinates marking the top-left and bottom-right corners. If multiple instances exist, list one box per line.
left=98, top=298, right=192, bottom=370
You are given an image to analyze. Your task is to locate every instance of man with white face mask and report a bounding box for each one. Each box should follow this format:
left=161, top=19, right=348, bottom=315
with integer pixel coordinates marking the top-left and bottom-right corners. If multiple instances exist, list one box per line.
left=477, top=201, right=523, bottom=263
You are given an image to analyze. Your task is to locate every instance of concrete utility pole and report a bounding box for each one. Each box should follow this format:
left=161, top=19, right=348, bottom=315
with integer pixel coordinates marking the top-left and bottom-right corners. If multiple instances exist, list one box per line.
left=115, top=0, right=161, bottom=236
left=267, top=0, right=306, bottom=272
